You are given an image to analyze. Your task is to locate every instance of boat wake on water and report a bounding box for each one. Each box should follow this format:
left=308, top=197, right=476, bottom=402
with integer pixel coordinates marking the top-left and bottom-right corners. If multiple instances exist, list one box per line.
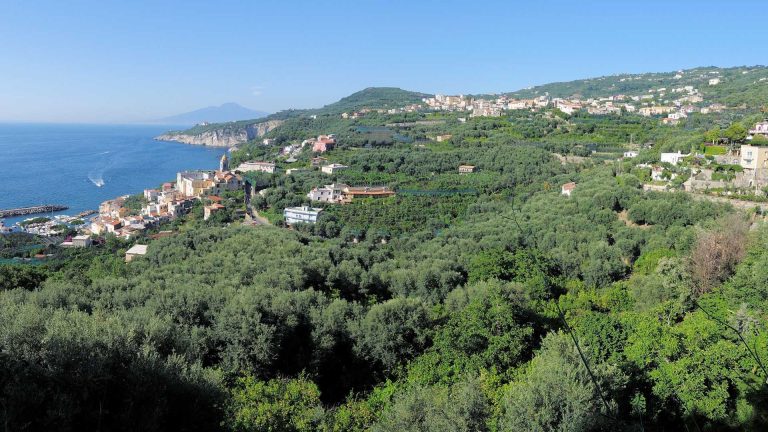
left=88, top=174, right=105, bottom=187
left=88, top=151, right=114, bottom=187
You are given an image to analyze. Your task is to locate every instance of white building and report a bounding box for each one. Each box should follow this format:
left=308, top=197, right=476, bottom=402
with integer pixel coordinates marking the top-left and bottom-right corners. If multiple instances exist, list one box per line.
left=307, top=183, right=348, bottom=203
left=125, top=244, right=148, bottom=262
left=321, top=163, right=349, bottom=174
left=623, top=151, right=639, bottom=158
left=284, top=206, right=323, bottom=225
left=235, top=161, right=276, bottom=174
left=749, top=121, right=768, bottom=139
left=660, top=151, right=686, bottom=166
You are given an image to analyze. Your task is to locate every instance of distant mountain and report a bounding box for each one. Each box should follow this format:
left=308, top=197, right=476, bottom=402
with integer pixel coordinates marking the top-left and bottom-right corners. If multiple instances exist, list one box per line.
left=155, top=87, right=432, bottom=146
left=154, top=103, right=269, bottom=126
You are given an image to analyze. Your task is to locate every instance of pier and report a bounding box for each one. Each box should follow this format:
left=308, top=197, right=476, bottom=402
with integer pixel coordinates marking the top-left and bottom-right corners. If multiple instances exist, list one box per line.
left=0, top=205, right=69, bottom=218
left=75, top=210, right=97, bottom=218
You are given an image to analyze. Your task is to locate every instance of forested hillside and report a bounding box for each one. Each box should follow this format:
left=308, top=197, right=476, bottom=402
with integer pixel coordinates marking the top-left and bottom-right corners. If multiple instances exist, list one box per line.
left=7, top=66, right=768, bottom=431
left=5, top=129, right=768, bottom=430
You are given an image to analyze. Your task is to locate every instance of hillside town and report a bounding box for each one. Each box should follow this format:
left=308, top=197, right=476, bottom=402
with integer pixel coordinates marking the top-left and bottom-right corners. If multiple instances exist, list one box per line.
left=340, top=69, right=738, bottom=126
left=86, top=154, right=241, bottom=239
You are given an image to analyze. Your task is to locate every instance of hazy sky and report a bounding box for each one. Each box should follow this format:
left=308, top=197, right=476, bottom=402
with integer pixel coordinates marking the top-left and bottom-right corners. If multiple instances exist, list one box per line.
left=1, top=0, right=765, bottom=123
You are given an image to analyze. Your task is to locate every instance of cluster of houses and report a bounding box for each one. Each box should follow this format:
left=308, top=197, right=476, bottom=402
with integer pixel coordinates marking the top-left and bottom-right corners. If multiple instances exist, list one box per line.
left=89, top=155, right=242, bottom=238
left=341, top=105, right=422, bottom=119
left=623, top=127, right=768, bottom=194
left=371, top=70, right=733, bottom=122
left=424, top=89, right=725, bottom=122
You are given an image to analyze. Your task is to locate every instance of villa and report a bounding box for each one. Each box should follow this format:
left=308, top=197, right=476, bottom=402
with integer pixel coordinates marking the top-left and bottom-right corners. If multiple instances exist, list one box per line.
left=284, top=206, right=323, bottom=225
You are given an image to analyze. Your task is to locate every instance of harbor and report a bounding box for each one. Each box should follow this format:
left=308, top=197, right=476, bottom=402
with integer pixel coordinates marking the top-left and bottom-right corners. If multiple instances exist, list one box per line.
left=0, top=204, right=69, bottom=218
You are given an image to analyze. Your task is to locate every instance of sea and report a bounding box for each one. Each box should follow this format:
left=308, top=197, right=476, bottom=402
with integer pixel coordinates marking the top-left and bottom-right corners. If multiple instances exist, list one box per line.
left=0, top=123, right=224, bottom=226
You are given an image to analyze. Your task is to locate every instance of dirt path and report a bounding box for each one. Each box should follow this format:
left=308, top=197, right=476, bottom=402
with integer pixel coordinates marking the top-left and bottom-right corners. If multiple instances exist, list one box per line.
left=617, top=210, right=651, bottom=229
left=244, top=209, right=271, bottom=226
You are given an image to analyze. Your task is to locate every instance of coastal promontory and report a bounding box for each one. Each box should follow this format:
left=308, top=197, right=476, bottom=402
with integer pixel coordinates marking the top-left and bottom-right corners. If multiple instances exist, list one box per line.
left=155, top=119, right=284, bottom=147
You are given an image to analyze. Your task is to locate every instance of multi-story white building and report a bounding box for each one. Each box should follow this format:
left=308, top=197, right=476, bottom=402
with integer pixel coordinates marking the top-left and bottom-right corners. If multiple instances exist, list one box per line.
left=284, top=206, right=323, bottom=225
left=307, top=183, right=349, bottom=203
left=176, top=171, right=214, bottom=197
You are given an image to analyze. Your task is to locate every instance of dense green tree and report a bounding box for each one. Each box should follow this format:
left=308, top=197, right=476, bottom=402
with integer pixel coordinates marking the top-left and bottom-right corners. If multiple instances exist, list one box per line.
left=500, top=332, right=626, bottom=432
left=227, top=375, right=324, bottom=432
left=352, top=297, right=431, bottom=373
left=371, top=378, right=489, bottom=432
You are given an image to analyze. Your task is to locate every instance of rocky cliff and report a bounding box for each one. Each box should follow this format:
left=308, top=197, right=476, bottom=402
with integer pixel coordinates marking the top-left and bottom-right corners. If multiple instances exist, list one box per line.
left=155, top=119, right=284, bottom=147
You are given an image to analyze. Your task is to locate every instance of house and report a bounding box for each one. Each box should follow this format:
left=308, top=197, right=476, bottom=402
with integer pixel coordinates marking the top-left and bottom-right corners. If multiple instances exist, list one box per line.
left=283, top=206, right=323, bottom=225
left=709, top=78, right=721, bottom=86
left=561, top=182, right=576, bottom=196
left=286, top=168, right=307, bottom=175
left=638, top=106, right=674, bottom=117
left=623, top=151, right=639, bottom=158
left=262, top=138, right=276, bottom=146
left=740, top=145, right=768, bottom=170
left=660, top=151, right=686, bottom=166
left=749, top=120, right=768, bottom=139
left=651, top=166, right=665, bottom=181
left=308, top=183, right=349, bottom=203
left=168, top=198, right=195, bottom=218
left=99, top=196, right=128, bottom=218
left=61, top=235, right=92, bottom=248
left=554, top=99, right=582, bottom=115
left=435, top=134, right=452, bottom=142
left=458, top=165, right=476, bottom=174
left=103, top=218, right=123, bottom=234
left=204, top=203, right=225, bottom=221
left=211, top=171, right=243, bottom=195
left=235, top=161, right=276, bottom=174
left=144, top=189, right=160, bottom=202
left=125, top=244, right=148, bottom=262
left=312, top=135, right=336, bottom=153
left=176, top=171, right=215, bottom=197
left=72, top=235, right=92, bottom=248
left=321, top=163, right=349, bottom=174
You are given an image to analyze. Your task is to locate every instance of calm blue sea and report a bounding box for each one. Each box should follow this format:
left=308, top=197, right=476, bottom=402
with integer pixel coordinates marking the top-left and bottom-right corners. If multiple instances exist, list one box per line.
left=0, top=123, right=224, bottom=225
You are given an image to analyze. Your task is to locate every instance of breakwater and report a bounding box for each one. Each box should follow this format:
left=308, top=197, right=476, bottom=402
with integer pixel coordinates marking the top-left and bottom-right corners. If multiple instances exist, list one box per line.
left=0, top=205, right=69, bottom=218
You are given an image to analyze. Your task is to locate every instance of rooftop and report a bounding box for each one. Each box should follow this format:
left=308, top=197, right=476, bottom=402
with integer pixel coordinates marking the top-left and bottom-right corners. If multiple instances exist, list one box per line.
left=125, top=244, right=148, bottom=255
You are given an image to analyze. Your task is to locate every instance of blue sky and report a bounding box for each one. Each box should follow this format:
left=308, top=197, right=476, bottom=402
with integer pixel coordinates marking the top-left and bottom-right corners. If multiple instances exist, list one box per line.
left=0, top=0, right=765, bottom=123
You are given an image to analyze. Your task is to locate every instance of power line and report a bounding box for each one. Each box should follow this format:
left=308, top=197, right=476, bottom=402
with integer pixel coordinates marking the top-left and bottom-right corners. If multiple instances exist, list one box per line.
left=499, top=198, right=618, bottom=423
left=694, top=300, right=768, bottom=381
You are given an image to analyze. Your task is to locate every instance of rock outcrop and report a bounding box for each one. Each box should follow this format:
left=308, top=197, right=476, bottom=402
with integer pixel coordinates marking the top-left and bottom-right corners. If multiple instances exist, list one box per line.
left=155, top=119, right=284, bottom=147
